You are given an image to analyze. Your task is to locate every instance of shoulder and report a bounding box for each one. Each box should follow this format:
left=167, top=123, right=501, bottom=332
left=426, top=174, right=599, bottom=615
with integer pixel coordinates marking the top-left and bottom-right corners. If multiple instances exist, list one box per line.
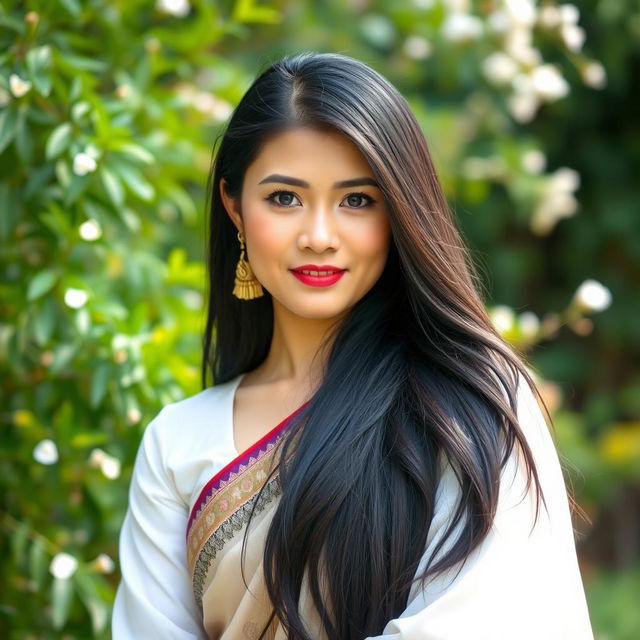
left=142, top=384, right=230, bottom=447
left=136, top=379, right=239, bottom=505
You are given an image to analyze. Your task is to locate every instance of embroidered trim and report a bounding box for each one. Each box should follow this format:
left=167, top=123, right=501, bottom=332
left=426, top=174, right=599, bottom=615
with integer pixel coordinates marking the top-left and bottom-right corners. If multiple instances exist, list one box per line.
left=192, top=475, right=282, bottom=608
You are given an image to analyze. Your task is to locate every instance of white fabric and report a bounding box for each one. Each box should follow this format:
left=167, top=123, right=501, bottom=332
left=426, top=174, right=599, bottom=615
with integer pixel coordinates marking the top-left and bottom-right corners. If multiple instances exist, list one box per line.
left=112, top=373, right=594, bottom=639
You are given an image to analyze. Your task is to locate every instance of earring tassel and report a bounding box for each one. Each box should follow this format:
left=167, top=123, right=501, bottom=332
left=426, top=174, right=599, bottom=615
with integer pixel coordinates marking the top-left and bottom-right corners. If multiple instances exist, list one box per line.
left=233, top=255, right=264, bottom=299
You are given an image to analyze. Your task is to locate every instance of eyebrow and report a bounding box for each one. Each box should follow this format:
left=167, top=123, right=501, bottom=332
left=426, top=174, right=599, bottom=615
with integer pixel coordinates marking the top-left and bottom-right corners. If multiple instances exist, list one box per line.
left=257, top=173, right=379, bottom=189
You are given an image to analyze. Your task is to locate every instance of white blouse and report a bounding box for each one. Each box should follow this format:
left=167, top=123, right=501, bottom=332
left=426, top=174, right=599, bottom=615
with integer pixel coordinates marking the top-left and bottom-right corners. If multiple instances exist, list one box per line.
left=112, top=373, right=595, bottom=639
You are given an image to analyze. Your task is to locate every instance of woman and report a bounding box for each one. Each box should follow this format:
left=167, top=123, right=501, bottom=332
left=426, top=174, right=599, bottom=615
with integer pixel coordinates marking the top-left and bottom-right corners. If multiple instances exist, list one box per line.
left=112, top=52, right=594, bottom=639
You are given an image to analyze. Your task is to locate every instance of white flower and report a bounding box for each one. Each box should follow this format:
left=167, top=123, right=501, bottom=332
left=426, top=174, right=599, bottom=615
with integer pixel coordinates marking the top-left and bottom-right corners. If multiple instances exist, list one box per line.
left=89, top=448, right=106, bottom=467
left=531, top=167, right=580, bottom=235
left=101, top=455, right=121, bottom=479
left=183, top=290, right=203, bottom=310
left=582, top=61, right=606, bottom=89
left=79, top=220, right=102, bottom=241
left=561, top=23, right=586, bottom=52
left=574, top=280, right=612, bottom=313
left=489, top=306, right=515, bottom=334
left=530, top=64, right=570, bottom=101
left=443, top=0, right=469, bottom=12
left=505, top=28, right=541, bottom=66
left=156, top=0, right=190, bottom=17
left=88, top=448, right=121, bottom=479
left=487, top=9, right=510, bottom=33
left=538, top=6, right=562, bottom=28
left=461, top=155, right=506, bottom=180
left=114, top=83, right=132, bottom=99
left=482, top=52, right=519, bottom=85
left=521, top=149, right=546, bottom=174
left=518, top=311, right=540, bottom=338
left=50, top=552, right=78, bottom=580
left=403, top=35, right=432, bottom=60
left=506, top=91, right=539, bottom=123
left=441, top=13, right=483, bottom=43
left=192, top=92, right=233, bottom=120
left=72, top=152, right=98, bottom=176
left=559, top=3, right=580, bottom=25
left=550, top=166, right=580, bottom=192
left=126, top=407, right=142, bottom=425
left=9, top=73, right=32, bottom=97
left=64, top=288, right=88, bottom=309
left=33, top=439, right=58, bottom=465
left=531, top=192, right=578, bottom=235
left=92, top=553, right=115, bottom=573
left=504, top=0, right=536, bottom=27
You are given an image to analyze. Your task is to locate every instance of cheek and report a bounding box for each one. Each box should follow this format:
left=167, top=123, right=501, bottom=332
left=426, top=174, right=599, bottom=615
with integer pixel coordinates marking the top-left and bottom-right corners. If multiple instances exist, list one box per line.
left=353, top=217, right=391, bottom=264
left=243, top=209, right=288, bottom=266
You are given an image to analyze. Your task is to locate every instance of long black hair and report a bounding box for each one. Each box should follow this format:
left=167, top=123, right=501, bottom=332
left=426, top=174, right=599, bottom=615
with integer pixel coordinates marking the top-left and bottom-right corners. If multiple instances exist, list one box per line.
left=201, top=51, right=565, bottom=639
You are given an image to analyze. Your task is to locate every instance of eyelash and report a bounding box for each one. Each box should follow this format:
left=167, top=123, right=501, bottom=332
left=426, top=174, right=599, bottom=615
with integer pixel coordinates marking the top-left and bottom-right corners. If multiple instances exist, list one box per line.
left=264, top=189, right=377, bottom=210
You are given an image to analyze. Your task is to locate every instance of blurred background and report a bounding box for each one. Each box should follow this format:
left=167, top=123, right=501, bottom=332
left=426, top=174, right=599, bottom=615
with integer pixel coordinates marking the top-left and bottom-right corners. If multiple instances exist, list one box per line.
left=1, top=0, right=638, bottom=638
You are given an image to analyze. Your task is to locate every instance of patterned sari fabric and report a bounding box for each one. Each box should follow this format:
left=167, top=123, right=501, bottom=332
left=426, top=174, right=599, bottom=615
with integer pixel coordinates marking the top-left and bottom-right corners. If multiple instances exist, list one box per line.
left=186, top=401, right=318, bottom=640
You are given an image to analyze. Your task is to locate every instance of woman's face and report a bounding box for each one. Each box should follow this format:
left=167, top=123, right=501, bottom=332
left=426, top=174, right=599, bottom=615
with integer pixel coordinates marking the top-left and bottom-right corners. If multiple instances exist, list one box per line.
left=220, top=126, right=392, bottom=321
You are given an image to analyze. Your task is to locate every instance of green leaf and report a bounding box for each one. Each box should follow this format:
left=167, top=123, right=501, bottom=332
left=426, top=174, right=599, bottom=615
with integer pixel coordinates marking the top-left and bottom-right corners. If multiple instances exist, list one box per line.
left=74, top=571, right=109, bottom=634
left=57, top=52, right=107, bottom=73
left=26, top=45, right=52, bottom=74
left=0, top=107, right=18, bottom=154
left=58, top=0, right=82, bottom=17
left=70, top=431, right=109, bottom=448
left=71, top=101, right=91, bottom=123
left=64, top=174, right=89, bottom=207
left=15, top=106, right=34, bottom=164
left=50, top=343, right=78, bottom=374
left=24, top=164, right=55, bottom=201
left=232, top=0, right=281, bottom=24
left=32, top=296, right=56, bottom=345
left=114, top=141, right=155, bottom=165
left=26, top=45, right=53, bottom=96
left=10, top=520, right=29, bottom=566
left=45, top=123, right=73, bottom=160
left=51, top=576, right=74, bottom=630
left=70, top=76, right=83, bottom=102
left=27, top=269, right=59, bottom=301
left=0, top=14, right=26, bottom=34
left=90, top=363, right=111, bottom=408
left=100, top=166, right=125, bottom=208
left=91, top=300, right=129, bottom=320
left=111, top=163, right=155, bottom=202
left=0, top=183, right=19, bottom=241
left=28, top=541, right=48, bottom=590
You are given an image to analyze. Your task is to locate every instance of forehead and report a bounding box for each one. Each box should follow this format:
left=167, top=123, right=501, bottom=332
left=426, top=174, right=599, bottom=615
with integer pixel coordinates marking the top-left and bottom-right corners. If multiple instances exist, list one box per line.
left=245, top=126, right=374, bottom=182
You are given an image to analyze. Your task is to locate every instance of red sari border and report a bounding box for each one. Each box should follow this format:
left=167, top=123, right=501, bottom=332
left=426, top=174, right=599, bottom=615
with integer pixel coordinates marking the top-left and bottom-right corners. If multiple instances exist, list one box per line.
left=186, top=400, right=310, bottom=539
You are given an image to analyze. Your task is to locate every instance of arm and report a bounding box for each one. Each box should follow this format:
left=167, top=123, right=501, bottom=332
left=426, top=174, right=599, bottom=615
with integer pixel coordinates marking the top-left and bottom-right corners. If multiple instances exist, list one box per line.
left=365, top=375, right=595, bottom=640
left=112, top=407, right=207, bottom=639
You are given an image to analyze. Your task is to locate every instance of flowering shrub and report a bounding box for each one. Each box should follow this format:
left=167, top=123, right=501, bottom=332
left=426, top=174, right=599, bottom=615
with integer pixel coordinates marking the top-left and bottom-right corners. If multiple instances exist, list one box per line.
left=1, top=1, right=637, bottom=638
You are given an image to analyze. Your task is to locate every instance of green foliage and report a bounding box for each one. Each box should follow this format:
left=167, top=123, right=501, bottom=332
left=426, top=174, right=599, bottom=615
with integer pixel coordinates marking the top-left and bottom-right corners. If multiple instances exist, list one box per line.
left=1, top=0, right=637, bottom=638
left=0, top=0, right=266, bottom=636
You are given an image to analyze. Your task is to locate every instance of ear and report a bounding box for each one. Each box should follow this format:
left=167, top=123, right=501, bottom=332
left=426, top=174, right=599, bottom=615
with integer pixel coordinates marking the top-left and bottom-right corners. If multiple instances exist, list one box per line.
left=219, top=178, right=243, bottom=234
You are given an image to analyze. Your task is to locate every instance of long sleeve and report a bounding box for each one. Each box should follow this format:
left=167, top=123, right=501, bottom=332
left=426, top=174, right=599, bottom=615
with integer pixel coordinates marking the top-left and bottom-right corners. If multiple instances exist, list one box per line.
left=112, top=407, right=207, bottom=639
left=365, top=375, right=595, bottom=640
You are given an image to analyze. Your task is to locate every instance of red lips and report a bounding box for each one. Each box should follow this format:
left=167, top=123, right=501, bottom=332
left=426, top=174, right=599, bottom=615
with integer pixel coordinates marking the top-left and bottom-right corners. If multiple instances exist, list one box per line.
left=290, top=264, right=346, bottom=272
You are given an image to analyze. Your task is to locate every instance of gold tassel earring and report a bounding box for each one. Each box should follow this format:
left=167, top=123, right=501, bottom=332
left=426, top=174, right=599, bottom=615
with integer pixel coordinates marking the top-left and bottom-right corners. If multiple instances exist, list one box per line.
left=232, top=230, right=264, bottom=299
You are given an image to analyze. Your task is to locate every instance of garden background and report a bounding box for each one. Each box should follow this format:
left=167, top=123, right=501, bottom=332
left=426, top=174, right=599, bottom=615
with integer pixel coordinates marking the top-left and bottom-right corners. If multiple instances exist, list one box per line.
left=1, top=0, right=638, bottom=638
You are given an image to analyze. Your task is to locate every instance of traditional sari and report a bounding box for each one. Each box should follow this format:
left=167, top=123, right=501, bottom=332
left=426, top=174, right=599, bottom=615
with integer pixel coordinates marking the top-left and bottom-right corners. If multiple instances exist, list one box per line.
left=181, top=374, right=595, bottom=640
left=185, top=401, right=321, bottom=640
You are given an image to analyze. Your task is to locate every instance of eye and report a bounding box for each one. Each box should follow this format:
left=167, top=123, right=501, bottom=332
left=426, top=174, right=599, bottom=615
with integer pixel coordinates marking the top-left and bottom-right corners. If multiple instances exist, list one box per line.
left=265, top=190, right=300, bottom=208
left=264, top=190, right=377, bottom=209
left=343, top=192, right=376, bottom=209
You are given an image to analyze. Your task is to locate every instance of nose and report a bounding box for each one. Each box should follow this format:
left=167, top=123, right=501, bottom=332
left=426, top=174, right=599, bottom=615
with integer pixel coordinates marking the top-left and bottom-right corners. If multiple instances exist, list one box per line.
left=298, top=204, right=340, bottom=253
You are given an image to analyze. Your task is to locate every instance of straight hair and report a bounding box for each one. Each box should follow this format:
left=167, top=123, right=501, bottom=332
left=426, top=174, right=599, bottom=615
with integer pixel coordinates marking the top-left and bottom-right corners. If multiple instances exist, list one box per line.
left=201, top=51, right=576, bottom=639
